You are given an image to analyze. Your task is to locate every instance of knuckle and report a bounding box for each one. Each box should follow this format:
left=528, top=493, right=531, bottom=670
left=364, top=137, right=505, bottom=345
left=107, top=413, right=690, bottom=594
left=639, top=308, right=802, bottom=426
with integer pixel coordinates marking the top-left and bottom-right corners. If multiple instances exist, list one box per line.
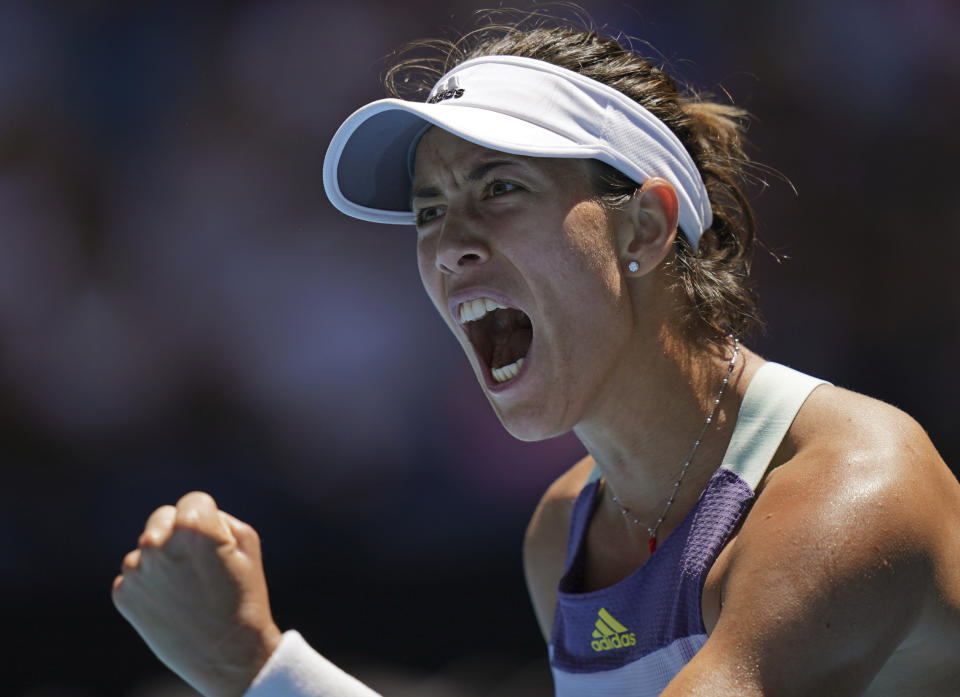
left=122, top=549, right=141, bottom=570
left=139, top=505, right=176, bottom=548
left=148, top=504, right=177, bottom=525
left=174, top=510, right=203, bottom=533
left=177, top=490, right=217, bottom=511
left=137, top=530, right=161, bottom=548
left=175, top=491, right=218, bottom=530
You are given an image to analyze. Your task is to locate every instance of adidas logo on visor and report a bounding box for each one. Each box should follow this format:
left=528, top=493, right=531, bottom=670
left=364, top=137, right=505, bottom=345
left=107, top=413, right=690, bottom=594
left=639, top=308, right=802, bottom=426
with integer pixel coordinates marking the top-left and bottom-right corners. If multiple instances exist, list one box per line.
left=427, top=76, right=465, bottom=104
left=590, top=608, right=636, bottom=652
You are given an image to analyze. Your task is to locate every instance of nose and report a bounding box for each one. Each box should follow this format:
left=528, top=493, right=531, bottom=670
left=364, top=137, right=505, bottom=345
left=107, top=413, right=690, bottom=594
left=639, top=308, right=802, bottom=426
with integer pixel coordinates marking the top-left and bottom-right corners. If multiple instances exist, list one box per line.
left=434, top=211, right=491, bottom=274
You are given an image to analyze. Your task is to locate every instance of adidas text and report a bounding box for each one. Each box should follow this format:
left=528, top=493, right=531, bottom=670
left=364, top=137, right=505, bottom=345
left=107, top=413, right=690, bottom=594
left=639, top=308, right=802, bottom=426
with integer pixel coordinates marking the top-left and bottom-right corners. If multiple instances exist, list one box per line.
left=591, top=632, right=637, bottom=652
left=428, top=88, right=465, bottom=104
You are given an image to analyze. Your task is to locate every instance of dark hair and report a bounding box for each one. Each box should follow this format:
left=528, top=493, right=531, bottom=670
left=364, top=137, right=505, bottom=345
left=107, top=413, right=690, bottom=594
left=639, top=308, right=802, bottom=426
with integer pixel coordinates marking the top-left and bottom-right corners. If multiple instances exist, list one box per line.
left=385, top=10, right=764, bottom=344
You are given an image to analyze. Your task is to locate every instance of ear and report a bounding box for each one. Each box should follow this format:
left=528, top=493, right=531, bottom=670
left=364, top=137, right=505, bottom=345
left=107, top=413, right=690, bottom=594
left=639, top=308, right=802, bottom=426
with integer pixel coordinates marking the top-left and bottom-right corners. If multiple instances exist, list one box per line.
left=617, top=177, right=680, bottom=277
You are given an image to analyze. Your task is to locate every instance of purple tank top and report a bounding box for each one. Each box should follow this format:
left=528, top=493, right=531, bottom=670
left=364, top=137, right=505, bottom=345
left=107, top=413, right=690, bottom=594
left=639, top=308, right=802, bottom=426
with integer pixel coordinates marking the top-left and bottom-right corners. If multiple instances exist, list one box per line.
left=548, top=362, right=827, bottom=696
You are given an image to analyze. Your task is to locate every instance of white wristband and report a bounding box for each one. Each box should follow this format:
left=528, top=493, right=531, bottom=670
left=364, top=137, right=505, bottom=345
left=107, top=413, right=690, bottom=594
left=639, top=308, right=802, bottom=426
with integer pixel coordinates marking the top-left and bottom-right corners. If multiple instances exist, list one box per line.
left=244, top=630, right=382, bottom=697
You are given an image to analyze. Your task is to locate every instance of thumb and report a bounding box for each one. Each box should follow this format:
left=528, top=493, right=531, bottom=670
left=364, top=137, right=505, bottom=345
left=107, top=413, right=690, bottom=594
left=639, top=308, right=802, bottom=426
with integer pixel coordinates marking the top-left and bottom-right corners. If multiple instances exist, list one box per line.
left=218, top=510, right=262, bottom=558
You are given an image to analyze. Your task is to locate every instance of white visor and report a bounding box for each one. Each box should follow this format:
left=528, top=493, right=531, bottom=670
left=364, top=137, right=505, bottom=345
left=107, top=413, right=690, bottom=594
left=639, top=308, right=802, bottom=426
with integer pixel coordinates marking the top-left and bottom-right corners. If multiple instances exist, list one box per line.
left=323, top=55, right=711, bottom=248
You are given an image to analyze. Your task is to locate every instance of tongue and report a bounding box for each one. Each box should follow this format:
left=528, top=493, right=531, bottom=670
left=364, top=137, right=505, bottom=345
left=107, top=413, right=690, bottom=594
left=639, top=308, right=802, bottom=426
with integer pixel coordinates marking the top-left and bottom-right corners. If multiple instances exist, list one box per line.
left=489, top=310, right=532, bottom=370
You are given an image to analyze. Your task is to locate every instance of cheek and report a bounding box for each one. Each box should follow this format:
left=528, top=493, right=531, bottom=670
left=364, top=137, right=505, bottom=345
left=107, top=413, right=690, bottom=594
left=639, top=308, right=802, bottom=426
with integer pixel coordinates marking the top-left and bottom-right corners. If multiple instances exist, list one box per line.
left=560, top=202, right=623, bottom=293
left=417, top=237, right=446, bottom=315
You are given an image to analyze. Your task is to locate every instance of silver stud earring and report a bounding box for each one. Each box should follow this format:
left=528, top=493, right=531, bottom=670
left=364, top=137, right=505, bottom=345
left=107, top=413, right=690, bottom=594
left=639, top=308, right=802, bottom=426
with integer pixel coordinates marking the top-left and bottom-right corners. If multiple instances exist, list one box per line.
left=627, top=260, right=640, bottom=273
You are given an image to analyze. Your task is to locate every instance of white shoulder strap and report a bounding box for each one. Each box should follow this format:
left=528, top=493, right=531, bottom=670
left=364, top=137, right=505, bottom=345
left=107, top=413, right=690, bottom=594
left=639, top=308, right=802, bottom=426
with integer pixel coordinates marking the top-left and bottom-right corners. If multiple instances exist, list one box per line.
left=582, top=362, right=828, bottom=492
left=720, top=362, right=829, bottom=490
left=585, top=464, right=603, bottom=485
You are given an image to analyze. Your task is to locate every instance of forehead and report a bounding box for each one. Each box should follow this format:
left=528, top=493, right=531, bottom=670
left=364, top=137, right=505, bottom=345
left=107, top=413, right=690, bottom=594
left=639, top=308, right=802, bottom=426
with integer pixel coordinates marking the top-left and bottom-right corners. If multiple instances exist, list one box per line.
left=411, top=127, right=588, bottom=188
left=413, top=127, right=496, bottom=170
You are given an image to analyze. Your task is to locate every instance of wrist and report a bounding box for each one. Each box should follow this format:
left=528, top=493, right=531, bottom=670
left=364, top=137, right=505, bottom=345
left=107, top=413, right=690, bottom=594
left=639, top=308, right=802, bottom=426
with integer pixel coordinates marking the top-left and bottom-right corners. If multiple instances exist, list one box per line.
left=258, top=623, right=284, bottom=671
left=203, top=623, right=285, bottom=697
left=237, top=623, right=284, bottom=696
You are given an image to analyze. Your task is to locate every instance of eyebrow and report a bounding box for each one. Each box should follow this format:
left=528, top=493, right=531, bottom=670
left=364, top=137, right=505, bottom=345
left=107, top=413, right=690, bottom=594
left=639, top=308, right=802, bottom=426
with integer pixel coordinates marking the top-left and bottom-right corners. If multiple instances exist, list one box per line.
left=410, top=159, right=518, bottom=203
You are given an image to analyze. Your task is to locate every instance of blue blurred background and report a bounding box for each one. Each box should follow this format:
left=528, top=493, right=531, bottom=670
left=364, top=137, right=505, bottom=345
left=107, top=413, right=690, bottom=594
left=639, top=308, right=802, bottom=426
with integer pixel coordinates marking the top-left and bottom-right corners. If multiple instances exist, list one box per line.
left=1, top=1, right=957, bottom=695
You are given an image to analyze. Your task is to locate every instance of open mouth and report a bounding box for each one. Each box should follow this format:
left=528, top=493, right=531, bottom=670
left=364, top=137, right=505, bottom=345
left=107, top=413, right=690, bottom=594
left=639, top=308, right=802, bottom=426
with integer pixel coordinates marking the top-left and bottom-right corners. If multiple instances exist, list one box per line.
left=458, top=298, right=533, bottom=384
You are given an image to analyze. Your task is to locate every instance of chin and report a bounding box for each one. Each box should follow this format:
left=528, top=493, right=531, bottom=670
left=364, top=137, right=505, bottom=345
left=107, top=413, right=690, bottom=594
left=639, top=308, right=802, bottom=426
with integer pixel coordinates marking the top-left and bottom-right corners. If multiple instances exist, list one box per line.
left=489, top=400, right=573, bottom=443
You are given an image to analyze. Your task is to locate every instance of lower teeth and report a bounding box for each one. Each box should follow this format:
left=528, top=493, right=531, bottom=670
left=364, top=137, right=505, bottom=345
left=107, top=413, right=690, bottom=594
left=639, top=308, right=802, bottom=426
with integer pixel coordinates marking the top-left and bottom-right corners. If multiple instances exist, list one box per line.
left=491, top=357, right=524, bottom=383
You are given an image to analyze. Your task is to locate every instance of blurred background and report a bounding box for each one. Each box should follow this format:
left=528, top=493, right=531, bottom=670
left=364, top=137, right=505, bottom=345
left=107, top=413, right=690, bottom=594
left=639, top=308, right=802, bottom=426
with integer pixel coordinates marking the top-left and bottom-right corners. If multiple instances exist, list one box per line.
left=1, top=0, right=957, bottom=695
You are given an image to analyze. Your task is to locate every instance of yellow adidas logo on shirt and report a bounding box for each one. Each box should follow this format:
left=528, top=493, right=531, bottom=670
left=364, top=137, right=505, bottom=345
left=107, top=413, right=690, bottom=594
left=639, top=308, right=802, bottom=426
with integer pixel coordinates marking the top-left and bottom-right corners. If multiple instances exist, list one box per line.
left=590, top=608, right=637, bottom=652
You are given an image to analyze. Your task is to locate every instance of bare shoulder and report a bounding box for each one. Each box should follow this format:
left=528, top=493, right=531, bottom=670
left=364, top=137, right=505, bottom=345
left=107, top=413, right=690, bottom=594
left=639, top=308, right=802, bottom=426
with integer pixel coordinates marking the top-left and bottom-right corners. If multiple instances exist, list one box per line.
left=701, top=383, right=960, bottom=693
left=794, top=385, right=960, bottom=610
left=751, top=383, right=960, bottom=602
left=765, top=384, right=960, bottom=547
left=523, top=454, right=596, bottom=642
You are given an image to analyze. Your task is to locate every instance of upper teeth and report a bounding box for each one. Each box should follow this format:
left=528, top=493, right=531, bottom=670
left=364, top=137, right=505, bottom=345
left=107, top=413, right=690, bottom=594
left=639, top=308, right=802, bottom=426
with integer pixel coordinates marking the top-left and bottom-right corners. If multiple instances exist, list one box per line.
left=458, top=297, right=508, bottom=324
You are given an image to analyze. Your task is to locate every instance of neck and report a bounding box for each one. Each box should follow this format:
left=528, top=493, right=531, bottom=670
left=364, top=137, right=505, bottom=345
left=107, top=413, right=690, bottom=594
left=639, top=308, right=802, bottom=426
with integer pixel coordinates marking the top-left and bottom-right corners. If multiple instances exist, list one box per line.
left=573, top=325, right=754, bottom=531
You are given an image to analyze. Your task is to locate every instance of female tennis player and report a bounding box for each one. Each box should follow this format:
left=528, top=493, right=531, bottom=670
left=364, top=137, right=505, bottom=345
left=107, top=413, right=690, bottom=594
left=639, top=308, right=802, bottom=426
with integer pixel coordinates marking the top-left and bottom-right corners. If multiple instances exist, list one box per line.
left=112, top=19, right=960, bottom=697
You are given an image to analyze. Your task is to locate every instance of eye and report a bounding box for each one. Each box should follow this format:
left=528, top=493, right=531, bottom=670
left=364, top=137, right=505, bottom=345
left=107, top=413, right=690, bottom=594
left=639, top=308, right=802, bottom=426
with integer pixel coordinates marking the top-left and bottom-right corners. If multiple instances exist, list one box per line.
left=415, top=205, right=444, bottom=227
left=487, top=180, right=519, bottom=197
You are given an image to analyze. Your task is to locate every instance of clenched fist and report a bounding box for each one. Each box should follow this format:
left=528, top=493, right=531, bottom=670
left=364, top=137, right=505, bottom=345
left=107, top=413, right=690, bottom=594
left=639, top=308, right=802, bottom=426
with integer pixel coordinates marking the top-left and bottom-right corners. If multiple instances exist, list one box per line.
left=112, top=492, right=283, bottom=697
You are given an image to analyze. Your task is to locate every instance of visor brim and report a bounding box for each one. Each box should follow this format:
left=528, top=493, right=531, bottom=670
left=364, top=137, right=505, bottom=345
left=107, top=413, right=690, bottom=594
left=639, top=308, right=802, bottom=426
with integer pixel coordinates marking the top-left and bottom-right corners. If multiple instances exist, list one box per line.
left=323, top=99, right=590, bottom=225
